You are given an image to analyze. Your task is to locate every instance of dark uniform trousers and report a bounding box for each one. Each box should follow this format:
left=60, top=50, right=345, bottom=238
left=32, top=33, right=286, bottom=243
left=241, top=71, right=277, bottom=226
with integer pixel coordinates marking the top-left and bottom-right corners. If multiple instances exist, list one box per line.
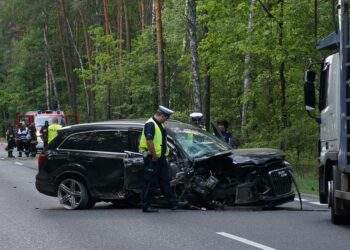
left=141, top=156, right=178, bottom=209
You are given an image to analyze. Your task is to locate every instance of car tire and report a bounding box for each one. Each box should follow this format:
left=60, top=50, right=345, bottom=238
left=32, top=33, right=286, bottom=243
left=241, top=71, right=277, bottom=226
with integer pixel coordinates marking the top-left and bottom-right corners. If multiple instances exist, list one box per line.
left=85, top=198, right=96, bottom=209
left=57, top=178, right=90, bottom=210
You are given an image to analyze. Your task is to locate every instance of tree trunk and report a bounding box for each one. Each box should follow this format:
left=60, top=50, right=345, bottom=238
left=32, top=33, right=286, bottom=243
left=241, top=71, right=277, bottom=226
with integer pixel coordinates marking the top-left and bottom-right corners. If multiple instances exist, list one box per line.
left=118, top=1, right=123, bottom=57
left=102, top=0, right=112, bottom=119
left=103, top=0, right=111, bottom=34
left=152, top=0, right=156, bottom=26
left=123, top=0, right=133, bottom=113
left=43, top=10, right=60, bottom=110
left=241, top=0, right=256, bottom=141
left=203, top=70, right=211, bottom=130
left=202, top=21, right=211, bottom=130
left=78, top=7, right=94, bottom=122
left=66, top=17, right=91, bottom=123
left=57, top=0, right=77, bottom=114
left=279, top=1, right=287, bottom=130
left=45, top=62, right=51, bottom=110
left=43, top=12, right=51, bottom=111
left=123, top=0, right=131, bottom=53
left=187, top=0, right=201, bottom=112
left=155, top=0, right=166, bottom=106
left=141, top=0, right=146, bottom=32
left=169, top=1, right=187, bottom=108
left=48, top=64, right=60, bottom=111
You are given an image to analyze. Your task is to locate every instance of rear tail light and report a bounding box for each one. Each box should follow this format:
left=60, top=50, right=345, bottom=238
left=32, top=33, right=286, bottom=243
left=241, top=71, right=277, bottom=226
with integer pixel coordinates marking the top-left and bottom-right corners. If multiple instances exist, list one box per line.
left=38, top=153, right=46, bottom=167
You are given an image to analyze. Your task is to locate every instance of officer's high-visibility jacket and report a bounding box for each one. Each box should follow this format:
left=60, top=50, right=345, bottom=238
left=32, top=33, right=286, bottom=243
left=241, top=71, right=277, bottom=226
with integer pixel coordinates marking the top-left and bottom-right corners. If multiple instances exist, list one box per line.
left=139, top=118, right=169, bottom=157
left=48, top=124, right=62, bottom=143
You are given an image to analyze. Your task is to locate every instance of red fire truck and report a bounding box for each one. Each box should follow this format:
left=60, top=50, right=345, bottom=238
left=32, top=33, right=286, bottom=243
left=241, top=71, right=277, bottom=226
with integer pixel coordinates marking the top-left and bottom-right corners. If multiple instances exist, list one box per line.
left=17, top=110, right=79, bottom=149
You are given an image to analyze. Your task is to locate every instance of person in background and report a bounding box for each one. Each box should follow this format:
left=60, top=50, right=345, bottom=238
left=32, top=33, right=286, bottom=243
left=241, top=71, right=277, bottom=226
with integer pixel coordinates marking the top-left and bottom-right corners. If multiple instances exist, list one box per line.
left=28, top=123, right=38, bottom=157
left=139, top=105, right=182, bottom=213
left=17, top=122, right=30, bottom=157
left=217, top=119, right=239, bottom=148
left=48, top=117, right=62, bottom=144
left=217, top=119, right=233, bottom=144
left=5, top=124, right=16, bottom=158
left=190, top=112, right=205, bottom=130
left=40, top=120, right=49, bottom=148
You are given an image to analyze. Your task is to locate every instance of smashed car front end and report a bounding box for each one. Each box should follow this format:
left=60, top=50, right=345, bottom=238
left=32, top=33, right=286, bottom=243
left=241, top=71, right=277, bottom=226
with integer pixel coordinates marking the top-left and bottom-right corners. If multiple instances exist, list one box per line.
left=166, top=121, right=296, bottom=209
left=231, top=149, right=295, bottom=207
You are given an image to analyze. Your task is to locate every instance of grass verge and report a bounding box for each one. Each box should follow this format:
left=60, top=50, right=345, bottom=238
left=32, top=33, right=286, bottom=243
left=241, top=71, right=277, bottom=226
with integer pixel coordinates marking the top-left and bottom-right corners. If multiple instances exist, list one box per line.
left=293, top=170, right=318, bottom=195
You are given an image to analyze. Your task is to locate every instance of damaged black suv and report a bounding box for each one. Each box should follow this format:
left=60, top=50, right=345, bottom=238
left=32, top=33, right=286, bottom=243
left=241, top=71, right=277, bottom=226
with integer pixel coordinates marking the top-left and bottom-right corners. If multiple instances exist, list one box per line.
left=35, top=119, right=296, bottom=210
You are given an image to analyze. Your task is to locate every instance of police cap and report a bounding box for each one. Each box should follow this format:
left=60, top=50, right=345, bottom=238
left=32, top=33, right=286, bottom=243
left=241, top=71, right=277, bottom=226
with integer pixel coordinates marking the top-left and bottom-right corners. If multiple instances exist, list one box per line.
left=190, top=112, right=203, bottom=121
left=158, top=105, right=175, bottom=117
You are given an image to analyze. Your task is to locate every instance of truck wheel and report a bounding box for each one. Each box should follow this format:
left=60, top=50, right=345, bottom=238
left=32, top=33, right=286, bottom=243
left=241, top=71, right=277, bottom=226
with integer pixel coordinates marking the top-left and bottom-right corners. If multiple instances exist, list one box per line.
left=319, top=169, right=328, bottom=203
left=57, top=178, right=89, bottom=210
left=329, top=177, right=349, bottom=224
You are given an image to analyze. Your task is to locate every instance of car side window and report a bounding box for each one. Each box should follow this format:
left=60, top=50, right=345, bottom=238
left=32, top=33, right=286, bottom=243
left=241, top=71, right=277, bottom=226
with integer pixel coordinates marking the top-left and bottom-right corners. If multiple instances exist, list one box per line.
left=129, top=130, right=142, bottom=152
left=59, top=132, right=91, bottom=150
left=87, top=131, right=129, bottom=153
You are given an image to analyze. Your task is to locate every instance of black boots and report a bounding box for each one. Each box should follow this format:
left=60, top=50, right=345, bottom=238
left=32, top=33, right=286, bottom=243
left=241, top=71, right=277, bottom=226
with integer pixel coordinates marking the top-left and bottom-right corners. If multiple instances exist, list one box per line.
left=8, top=151, right=14, bottom=158
left=142, top=207, right=159, bottom=213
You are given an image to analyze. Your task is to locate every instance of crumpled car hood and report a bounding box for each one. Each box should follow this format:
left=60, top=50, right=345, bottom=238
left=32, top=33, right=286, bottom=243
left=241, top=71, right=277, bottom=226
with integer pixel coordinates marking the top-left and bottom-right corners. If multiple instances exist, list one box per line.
left=230, top=148, right=286, bottom=166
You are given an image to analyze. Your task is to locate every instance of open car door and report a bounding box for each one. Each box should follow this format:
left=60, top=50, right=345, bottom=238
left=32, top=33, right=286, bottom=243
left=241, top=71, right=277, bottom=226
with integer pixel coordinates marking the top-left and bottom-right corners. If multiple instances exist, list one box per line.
left=123, top=151, right=144, bottom=192
left=209, top=121, right=239, bottom=148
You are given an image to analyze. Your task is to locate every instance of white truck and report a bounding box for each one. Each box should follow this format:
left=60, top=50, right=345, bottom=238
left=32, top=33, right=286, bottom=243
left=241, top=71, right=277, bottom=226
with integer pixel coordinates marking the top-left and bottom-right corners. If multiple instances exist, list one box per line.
left=304, top=0, right=350, bottom=224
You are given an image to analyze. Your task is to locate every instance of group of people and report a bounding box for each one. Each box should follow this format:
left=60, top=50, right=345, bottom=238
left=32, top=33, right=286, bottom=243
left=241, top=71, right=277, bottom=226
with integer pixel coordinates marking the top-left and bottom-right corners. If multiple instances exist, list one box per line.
left=139, top=106, right=238, bottom=213
left=5, top=117, right=62, bottom=158
left=6, top=122, right=37, bottom=158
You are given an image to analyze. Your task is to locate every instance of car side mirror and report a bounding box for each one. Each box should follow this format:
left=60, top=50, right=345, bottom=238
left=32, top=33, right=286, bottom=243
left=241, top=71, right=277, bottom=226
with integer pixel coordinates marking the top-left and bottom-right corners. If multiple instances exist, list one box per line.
left=304, top=70, right=316, bottom=110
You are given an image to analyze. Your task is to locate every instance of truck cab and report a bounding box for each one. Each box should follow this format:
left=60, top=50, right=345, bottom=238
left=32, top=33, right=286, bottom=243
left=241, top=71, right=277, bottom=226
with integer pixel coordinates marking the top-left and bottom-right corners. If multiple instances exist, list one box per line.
left=304, top=0, right=350, bottom=224
left=319, top=54, right=340, bottom=167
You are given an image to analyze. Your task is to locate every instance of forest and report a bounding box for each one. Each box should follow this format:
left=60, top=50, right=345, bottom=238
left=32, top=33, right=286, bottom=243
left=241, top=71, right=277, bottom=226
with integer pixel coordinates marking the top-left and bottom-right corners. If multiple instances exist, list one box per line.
left=0, top=0, right=335, bottom=173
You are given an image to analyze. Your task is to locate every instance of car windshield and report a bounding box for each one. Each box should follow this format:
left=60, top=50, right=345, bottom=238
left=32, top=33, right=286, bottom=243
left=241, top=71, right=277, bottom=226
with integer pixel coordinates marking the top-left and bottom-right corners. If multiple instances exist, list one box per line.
left=35, top=116, right=65, bottom=127
left=166, top=123, right=231, bottom=159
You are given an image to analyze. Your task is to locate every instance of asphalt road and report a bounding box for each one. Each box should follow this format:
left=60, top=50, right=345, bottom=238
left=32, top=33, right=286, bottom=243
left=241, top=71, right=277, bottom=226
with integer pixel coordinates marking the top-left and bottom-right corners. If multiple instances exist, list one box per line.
left=1, top=144, right=350, bottom=250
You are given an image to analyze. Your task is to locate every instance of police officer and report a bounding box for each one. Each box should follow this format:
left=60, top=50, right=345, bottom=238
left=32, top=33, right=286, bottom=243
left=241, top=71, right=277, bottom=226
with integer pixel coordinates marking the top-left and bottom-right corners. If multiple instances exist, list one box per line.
left=17, top=122, right=30, bottom=157
left=139, top=105, right=181, bottom=212
left=5, top=124, right=16, bottom=158
left=40, top=120, right=49, bottom=147
left=190, top=112, right=205, bottom=129
left=48, top=117, right=62, bottom=144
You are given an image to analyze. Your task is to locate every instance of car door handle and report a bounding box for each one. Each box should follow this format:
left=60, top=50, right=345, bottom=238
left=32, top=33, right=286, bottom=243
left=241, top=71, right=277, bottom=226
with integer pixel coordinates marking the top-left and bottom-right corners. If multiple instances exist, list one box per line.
left=124, top=158, right=144, bottom=167
left=47, top=155, right=55, bottom=160
left=47, top=153, right=56, bottom=160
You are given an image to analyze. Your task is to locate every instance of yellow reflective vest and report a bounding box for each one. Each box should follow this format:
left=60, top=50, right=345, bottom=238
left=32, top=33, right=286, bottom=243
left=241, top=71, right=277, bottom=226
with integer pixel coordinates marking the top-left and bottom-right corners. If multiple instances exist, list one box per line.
left=48, top=124, right=62, bottom=144
left=139, top=118, right=169, bottom=157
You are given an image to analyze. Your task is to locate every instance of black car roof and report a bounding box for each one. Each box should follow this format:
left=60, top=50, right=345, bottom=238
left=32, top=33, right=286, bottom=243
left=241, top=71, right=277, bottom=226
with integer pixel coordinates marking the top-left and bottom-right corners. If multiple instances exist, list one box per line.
left=58, top=119, right=185, bottom=134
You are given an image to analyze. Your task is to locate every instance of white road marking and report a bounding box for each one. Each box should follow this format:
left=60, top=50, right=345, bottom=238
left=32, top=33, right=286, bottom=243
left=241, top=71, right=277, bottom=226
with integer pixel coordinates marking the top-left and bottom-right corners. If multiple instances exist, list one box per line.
left=309, top=201, right=327, bottom=206
left=15, top=162, right=23, bottom=166
left=216, top=232, right=276, bottom=250
left=294, top=198, right=308, bottom=202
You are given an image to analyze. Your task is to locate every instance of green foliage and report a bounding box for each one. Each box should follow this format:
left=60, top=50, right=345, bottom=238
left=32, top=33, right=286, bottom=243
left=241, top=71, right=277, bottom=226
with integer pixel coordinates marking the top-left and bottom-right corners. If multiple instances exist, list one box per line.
left=0, top=0, right=332, bottom=175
